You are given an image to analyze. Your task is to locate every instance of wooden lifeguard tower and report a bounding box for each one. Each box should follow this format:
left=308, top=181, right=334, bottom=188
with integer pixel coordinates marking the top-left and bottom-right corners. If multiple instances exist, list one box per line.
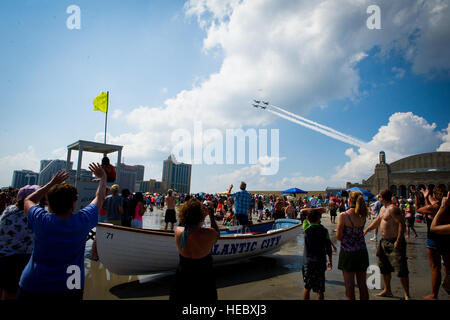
left=66, top=140, right=123, bottom=210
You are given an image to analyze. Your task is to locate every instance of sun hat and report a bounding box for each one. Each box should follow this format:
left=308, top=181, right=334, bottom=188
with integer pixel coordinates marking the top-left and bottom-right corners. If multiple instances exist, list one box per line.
left=17, top=185, right=41, bottom=200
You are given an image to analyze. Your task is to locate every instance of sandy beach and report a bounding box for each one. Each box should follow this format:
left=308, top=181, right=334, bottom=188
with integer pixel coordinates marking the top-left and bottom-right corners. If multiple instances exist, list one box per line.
left=83, top=207, right=450, bottom=300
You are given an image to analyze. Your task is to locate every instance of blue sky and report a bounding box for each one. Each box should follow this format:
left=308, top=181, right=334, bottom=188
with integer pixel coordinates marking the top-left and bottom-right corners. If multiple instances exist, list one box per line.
left=1, top=0, right=449, bottom=192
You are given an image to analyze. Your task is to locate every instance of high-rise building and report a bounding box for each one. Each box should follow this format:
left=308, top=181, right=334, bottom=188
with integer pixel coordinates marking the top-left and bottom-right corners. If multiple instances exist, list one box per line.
left=162, top=155, right=191, bottom=194
left=140, top=179, right=168, bottom=195
left=38, top=160, right=73, bottom=186
left=68, top=169, right=93, bottom=182
left=116, top=163, right=145, bottom=193
left=11, top=170, right=39, bottom=188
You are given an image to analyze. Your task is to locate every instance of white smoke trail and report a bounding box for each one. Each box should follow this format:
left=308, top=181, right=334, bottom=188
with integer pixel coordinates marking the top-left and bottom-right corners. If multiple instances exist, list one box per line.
left=266, top=109, right=364, bottom=148
left=269, top=104, right=366, bottom=147
left=265, top=106, right=404, bottom=160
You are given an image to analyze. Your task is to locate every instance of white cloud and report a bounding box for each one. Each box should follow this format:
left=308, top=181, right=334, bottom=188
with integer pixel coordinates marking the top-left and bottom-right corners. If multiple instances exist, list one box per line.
left=111, top=109, right=123, bottom=119
left=0, top=147, right=40, bottom=187
left=103, top=0, right=450, bottom=167
left=50, top=147, right=66, bottom=160
left=332, top=112, right=443, bottom=184
left=202, top=156, right=326, bottom=191
left=205, top=156, right=285, bottom=190
left=437, top=123, right=450, bottom=151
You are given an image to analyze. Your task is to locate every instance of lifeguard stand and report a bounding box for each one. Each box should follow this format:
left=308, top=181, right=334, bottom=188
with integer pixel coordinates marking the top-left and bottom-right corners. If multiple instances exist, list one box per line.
left=66, top=140, right=123, bottom=210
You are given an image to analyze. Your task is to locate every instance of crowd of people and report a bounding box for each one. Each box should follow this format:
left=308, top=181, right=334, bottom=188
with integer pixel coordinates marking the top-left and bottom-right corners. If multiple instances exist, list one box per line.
left=1, top=166, right=450, bottom=301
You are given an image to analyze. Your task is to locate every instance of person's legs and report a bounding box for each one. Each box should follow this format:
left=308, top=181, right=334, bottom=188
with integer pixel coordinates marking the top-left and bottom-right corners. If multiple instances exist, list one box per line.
left=443, top=252, right=450, bottom=280
left=355, top=272, right=369, bottom=300
left=442, top=252, right=450, bottom=293
left=371, top=227, right=378, bottom=241
left=411, top=226, right=418, bottom=238
left=91, top=238, right=99, bottom=260
left=424, top=248, right=442, bottom=299
left=302, top=288, right=310, bottom=300
left=400, top=277, right=410, bottom=300
left=316, top=292, right=324, bottom=300
left=376, top=239, right=393, bottom=297
left=377, top=273, right=393, bottom=297
left=342, top=271, right=356, bottom=300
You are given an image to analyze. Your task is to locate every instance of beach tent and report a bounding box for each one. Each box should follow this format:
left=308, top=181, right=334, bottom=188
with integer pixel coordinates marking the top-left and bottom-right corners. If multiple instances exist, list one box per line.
left=282, top=188, right=307, bottom=194
left=346, top=187, right=374, bottom=198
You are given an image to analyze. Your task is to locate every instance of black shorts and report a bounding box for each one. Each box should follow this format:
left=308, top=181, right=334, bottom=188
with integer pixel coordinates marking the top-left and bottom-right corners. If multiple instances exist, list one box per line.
left=330, top=209, right=337, bottom=217
left=165, top=209, right=177, bottom=223
left=235, top=214, right=249, bottom=226
left=406, top=217, right=415, bottom=227
left=0, top=254, right=31, bottom=292
left=302, top=263, right=326, bottom=293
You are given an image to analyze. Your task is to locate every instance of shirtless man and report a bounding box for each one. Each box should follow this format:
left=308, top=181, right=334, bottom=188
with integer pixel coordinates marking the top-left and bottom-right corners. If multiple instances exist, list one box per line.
left=364, top=189, right=410, bottom=300
left=165, top=189, right=179, bottom=231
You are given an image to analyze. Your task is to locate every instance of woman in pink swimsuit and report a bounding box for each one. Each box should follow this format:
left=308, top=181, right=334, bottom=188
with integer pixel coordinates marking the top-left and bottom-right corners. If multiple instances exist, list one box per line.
left=131, top=192, right=145, bottom=229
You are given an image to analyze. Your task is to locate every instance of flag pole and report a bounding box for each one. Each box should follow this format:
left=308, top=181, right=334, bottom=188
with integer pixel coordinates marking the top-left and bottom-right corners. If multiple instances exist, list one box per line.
left=104, top=91, right=109, bottom=144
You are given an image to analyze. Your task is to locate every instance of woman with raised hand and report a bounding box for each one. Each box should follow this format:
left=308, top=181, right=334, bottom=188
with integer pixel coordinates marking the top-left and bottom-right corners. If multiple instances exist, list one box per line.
left=17, top=163, right=106, bottom=301
left=413, top=185, right=450, bottom=299
left=170, top=199, right=220, bottom=302
left=336, top=191, right=369, bottom=300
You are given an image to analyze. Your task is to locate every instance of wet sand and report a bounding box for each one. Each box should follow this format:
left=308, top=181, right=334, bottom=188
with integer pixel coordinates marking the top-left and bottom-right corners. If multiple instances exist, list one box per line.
left=83, top=208, right=450, bottom=300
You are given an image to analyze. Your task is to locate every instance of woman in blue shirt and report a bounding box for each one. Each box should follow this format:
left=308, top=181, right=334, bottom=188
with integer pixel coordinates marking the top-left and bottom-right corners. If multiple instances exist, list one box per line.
left=18, top=163, right=106, bottom=301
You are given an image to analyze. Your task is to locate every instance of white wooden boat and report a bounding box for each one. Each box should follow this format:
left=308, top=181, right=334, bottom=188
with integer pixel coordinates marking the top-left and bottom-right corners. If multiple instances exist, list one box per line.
left=96, top=219, right=301, bottom=275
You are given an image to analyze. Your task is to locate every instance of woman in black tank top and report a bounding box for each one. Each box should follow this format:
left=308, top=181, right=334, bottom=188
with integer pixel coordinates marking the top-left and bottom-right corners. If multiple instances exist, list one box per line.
left=170, top=199, right=220, bottom=302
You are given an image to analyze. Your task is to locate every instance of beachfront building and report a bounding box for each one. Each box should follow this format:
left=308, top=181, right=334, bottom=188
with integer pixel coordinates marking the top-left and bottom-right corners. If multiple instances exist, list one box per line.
left=116, top=163, right=145, bottom=193
left=11, top=170, right=39, bottom=188
left=347, top=151, right=450, bottom=198
left=38, top=160, right=73, bottom=185
left=68, top=169, right=93, bottom=182
left=140, top=179, right=169, bottom=195
left=141, top=155, right=191, bottom=195
left=162, top=155, right=191, bottom=194
left=325, top=187, right=345, bottom=197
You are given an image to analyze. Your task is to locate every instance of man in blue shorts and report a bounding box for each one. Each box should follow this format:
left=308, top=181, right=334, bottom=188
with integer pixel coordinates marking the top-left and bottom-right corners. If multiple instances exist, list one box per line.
left=18, top=163, right=106, bottom=300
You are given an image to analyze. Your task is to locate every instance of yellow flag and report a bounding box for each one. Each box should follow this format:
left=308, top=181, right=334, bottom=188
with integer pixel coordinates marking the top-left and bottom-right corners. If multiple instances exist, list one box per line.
left=93, top=91, right=108, bottom=113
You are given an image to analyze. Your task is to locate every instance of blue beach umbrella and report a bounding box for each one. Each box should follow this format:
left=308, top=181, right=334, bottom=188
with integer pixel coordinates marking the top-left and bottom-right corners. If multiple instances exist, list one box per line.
left=282, top=188, right=308, bottom=194
left=346, top=187, right=374, bottom=198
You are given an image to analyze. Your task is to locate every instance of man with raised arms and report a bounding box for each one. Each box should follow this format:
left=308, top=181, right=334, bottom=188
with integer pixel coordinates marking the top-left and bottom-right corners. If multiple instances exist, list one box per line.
left=364, top=189, right=410, bottom=300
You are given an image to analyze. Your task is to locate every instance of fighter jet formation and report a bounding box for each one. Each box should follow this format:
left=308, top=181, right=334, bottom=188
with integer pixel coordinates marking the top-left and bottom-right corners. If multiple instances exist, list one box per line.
left=250, top=98, right=368, bottom=149
left=252, top=100, right=268, bottom=109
